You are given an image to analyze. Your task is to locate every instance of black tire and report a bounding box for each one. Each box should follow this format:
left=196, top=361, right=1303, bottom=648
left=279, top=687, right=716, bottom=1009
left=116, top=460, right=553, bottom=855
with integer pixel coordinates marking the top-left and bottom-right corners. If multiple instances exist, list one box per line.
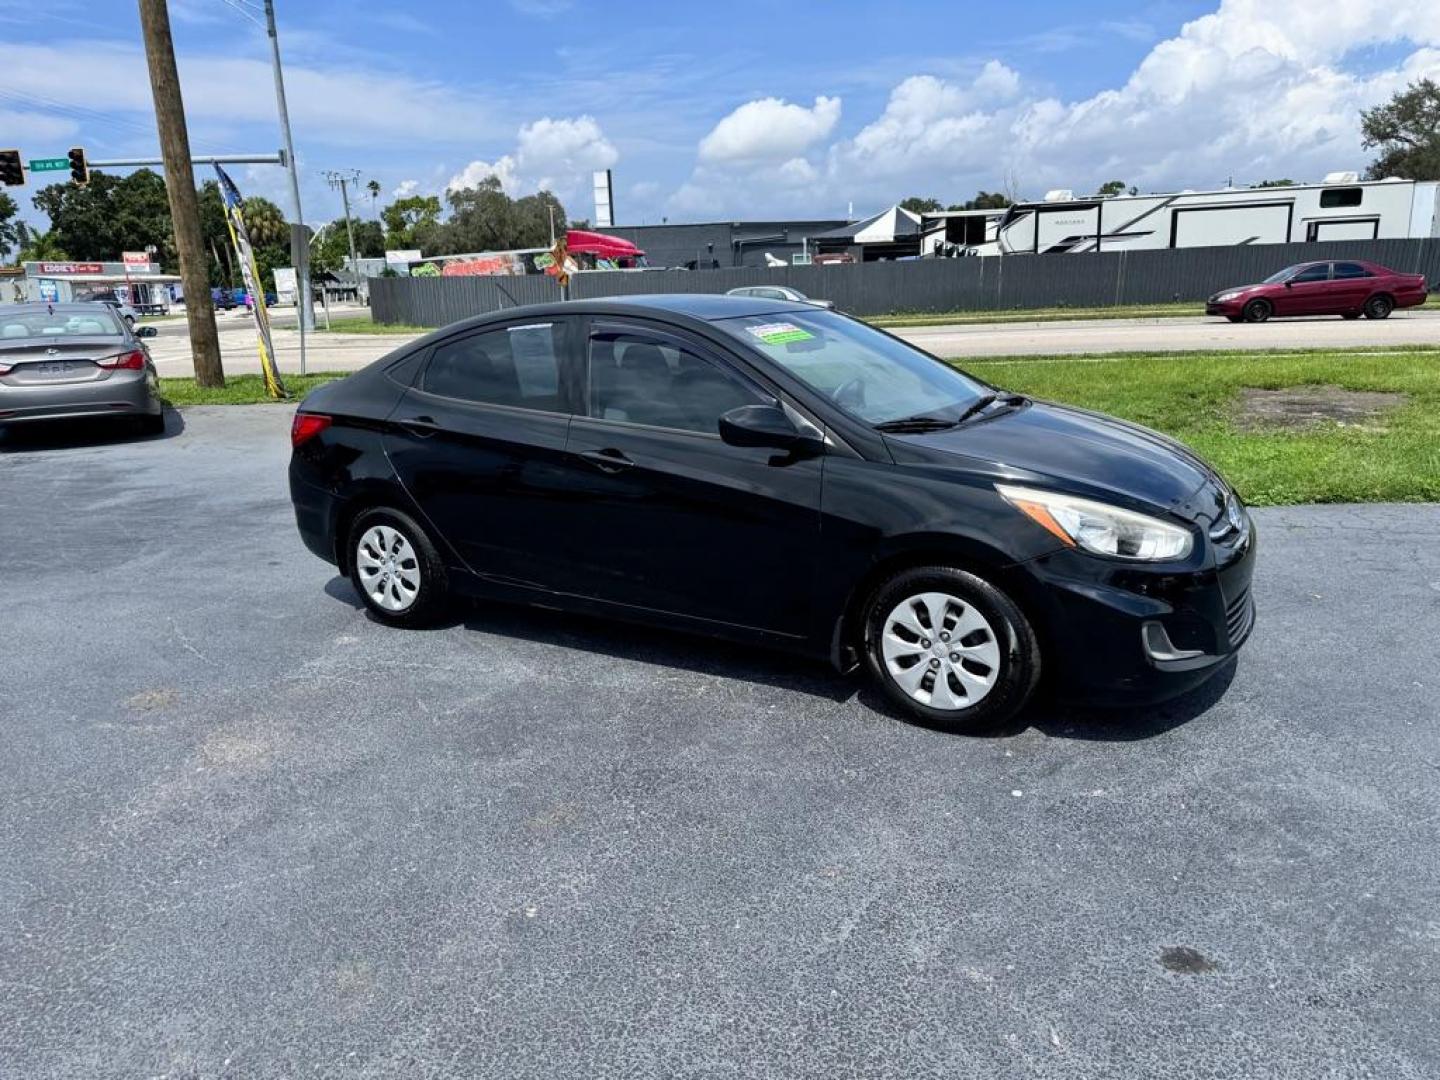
left=1363, top=294, right=1393, bottom=320
left=347, top=506, right=450, bottom=627
left=1242, top=298, right=1272, bottom=323
left=1342, top=312, right=1361, bottom=320
left=862, top=566, right=1040, bottom=733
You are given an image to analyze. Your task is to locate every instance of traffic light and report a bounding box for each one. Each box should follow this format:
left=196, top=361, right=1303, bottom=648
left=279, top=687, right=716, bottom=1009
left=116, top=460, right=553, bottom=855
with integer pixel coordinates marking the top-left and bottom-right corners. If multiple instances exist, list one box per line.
left=68, top=146, right=88, bottom=186
left=0, top=149, right=23, bottom=187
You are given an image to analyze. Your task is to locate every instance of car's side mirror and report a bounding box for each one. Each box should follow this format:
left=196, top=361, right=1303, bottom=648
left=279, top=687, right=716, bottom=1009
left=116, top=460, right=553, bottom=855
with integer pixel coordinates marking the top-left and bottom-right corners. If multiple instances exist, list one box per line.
left=719, top=403, right=820, bottom=452
left=136, top=325, right=158, bottom=338
left=1284, top=281, right=1293, bottom=288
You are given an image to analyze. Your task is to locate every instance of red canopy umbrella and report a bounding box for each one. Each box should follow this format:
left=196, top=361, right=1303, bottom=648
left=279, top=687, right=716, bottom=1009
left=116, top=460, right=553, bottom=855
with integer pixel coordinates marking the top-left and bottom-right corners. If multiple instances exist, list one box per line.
left=565, top=229, right=644, bottom=259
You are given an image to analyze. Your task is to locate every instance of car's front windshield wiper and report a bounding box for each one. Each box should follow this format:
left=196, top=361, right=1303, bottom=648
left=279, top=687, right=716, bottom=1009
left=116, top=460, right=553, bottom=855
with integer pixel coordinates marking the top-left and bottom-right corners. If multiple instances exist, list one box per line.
left=873, top=412, right=963, bottom=433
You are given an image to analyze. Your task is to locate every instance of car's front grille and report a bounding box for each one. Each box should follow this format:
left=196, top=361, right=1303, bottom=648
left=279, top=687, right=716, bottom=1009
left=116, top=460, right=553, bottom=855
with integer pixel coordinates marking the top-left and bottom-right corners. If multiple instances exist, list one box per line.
left=1225, top=585, right=1254, bottom=645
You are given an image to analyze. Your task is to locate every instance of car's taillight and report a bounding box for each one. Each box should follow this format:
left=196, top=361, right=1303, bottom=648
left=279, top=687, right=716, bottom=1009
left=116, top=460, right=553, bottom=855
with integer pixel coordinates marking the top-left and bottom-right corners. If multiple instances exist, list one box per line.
left=0, top=361, right=13, bottom=376
left=291, top=412, right=332, bottom=447
left=96, top=349, right=146, bottom=370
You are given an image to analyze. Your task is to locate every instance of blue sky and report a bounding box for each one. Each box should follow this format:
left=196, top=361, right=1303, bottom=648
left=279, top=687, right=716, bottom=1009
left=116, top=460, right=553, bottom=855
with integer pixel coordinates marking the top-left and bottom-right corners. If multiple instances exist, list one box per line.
left=3, top=0, right=1438, bottom=233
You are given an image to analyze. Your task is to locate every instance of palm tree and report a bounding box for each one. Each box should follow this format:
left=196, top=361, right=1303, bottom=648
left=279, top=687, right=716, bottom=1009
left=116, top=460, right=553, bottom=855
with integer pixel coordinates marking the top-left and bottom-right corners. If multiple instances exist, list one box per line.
left=16, top=225, right=68, bottom=262
left=240, top=197, right=287, bottom=247
left=366, top=179, right=381, bottom=219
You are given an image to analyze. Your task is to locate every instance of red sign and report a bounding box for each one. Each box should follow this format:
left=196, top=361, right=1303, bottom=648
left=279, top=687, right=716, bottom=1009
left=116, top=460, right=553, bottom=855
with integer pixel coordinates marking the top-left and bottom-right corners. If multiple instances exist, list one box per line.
left=122, top=252, right=149, bottom=268
left=37, top=262, right=104, bottom=275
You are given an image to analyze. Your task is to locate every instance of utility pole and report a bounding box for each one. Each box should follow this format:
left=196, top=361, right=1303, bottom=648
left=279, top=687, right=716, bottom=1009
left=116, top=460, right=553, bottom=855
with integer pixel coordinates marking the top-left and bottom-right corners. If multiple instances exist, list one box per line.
left=137, top=0, right=224, bottom=387
left=325, top=170, right=361, bottom=300
left=264, top=0, right=313, bottom=377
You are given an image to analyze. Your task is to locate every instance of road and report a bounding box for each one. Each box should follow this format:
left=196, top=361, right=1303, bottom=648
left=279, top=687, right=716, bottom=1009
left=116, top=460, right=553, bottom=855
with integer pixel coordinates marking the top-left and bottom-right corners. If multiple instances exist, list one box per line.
left=3, top=406, right=1438, bottom=1078
left=144, top=306, right=1440, bottom=378
left=898, top=307, right=1440, bottom=358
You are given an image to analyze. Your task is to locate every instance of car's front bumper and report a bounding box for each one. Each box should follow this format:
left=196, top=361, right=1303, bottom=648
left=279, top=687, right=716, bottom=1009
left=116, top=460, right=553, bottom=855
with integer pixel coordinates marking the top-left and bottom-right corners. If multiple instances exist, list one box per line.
left=0, top=370, right=160, bottom=424
left=1205, top=298, right=1245, bottom=317
left=1017, top=520, right=1257, bottom=705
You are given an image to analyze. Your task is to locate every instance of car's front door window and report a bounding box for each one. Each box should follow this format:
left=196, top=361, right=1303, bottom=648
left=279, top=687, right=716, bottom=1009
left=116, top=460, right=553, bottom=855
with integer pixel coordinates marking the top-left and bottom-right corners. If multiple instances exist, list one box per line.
left=587, top=328, right=764, bottom=435
left=1290, top=264, right=1331, bottom=284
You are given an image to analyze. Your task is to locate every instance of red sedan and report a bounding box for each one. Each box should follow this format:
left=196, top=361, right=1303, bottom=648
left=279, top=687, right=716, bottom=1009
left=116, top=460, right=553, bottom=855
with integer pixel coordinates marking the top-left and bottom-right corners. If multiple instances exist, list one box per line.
left=1206, top=259, right=1428, bottom=322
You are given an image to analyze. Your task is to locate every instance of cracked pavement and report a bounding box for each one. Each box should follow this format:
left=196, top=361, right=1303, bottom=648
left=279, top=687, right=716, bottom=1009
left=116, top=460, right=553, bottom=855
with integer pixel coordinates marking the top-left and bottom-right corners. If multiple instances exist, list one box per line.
left=2, top=406, right=1438, bottom=1078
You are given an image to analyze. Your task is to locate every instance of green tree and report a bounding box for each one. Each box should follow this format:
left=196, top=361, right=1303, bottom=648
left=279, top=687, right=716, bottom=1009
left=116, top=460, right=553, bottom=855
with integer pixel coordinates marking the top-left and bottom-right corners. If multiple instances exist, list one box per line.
left=381, top=194, right=442, bottom=249
left=1252, top=178, right=1296, bottom=187
left=365, top=179, right=381, bottom=218
left=16, top=225, right=68, bottom=261
left=1361, top=78, right=1440, bottom=180
left=32, top=169, right=175, bottom=265
left=899, top=196, right=944, bottom=213
left=197, top=179, right=236, bottom=288
left=240, top=197, right=288, bottom=247
left=311, top=217, right=385, bottom=272
left=0, top=191, right=20, bottom=262
left=947, top=191, right=1012, bottom=211
left=1096, top=179, right=1136, bottom=197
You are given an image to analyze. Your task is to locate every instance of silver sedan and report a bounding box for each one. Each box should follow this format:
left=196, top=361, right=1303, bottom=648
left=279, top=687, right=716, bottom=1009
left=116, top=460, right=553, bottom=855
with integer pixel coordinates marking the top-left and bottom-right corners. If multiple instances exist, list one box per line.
left=0, top=303, right=164, bottom=436
left=725, top=285, right=835, bottom=308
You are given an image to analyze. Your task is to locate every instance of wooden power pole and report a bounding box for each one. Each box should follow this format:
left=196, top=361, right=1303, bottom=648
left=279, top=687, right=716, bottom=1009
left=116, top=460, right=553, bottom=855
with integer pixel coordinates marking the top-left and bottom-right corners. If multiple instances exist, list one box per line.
left=138, top=0, right=224, bottom=387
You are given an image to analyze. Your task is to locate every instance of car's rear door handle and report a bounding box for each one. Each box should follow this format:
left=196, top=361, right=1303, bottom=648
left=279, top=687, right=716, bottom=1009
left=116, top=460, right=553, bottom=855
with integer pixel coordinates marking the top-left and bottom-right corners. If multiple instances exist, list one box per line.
left=399, top=415, right=440, bottom=437
left=579, top=448, right=635, bottom=473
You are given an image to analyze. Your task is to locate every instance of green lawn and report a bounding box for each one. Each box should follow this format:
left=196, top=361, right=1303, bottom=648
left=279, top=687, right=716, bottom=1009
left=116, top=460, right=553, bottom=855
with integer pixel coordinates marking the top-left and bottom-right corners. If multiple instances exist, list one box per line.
left=960, top=347, right=1440, bottom=505
left=322, top=316, right=430, bottom=335
left=159, top=372, right=345, bottom=407
left=869, top=302, right=1199, bottom=327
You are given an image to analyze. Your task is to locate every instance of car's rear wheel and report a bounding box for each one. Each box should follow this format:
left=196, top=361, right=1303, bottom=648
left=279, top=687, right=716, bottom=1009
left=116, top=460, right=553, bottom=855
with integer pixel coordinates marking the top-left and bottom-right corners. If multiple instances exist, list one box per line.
left=1242, top=298, right=1272, bottom=323
left=1364, top=294, right=1393, bottom=320
left=862, top=566, right=1040, bottom=733
left=348, top=507, right=450, bottom=627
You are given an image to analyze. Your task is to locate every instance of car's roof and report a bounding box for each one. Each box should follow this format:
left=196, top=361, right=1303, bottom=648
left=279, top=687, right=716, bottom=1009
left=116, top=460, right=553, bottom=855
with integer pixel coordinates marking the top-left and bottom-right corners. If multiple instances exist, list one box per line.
left=5, top=302, right=120, bottom=313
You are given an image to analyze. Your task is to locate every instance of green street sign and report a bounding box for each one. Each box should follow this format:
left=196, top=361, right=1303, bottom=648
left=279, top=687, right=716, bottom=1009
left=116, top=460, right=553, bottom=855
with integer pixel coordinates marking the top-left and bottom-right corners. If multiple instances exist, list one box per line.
left=29, top=158, right=68, bottom=172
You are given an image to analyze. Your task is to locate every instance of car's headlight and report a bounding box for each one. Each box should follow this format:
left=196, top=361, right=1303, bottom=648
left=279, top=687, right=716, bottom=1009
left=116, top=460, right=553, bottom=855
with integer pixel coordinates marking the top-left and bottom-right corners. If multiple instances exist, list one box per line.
left=1215, top=291, right=1242, bottom=302
left=996, top=484, right=1193, bottom=561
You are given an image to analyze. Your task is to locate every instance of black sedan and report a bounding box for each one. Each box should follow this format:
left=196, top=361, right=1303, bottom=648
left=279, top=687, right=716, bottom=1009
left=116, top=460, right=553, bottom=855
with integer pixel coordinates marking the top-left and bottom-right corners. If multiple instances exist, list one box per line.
left=289, top=295, right=1255, bottom=731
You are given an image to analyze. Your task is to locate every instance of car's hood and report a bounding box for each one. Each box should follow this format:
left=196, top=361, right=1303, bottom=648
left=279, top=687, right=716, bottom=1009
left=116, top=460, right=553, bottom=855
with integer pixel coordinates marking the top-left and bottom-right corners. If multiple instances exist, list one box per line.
left=885, top=399, right=1216, bottom=513
left=1211, top=282, right=1267, bottom=298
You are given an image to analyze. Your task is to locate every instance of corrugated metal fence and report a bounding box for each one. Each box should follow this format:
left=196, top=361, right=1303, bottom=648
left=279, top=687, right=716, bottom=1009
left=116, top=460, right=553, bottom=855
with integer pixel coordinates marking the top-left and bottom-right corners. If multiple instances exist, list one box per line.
left=371, top=238, right=1440, bottom=326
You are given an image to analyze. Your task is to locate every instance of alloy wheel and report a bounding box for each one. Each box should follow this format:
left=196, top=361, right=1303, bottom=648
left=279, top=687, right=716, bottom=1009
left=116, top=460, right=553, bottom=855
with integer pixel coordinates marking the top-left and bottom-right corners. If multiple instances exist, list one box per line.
left=356, top=524, right=421, bottom=612
left=880, top=591, right=1002, bottom=711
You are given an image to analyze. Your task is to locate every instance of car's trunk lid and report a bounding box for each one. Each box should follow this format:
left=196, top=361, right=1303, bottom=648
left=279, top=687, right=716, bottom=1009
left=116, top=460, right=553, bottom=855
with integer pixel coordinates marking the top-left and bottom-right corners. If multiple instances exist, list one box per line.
left=0, top=337, right=126, bottom=385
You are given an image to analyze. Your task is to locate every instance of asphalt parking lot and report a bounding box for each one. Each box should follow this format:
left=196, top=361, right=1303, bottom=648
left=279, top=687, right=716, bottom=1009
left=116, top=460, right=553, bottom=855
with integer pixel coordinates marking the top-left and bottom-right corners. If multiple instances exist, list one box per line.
left=3, top=406, right=1439, bottom=1079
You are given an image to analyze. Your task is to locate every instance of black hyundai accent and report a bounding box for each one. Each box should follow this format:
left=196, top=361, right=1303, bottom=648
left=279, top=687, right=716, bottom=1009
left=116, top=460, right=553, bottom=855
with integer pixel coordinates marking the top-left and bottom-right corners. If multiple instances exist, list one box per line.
left=289, top=294, right=1255, bottom=731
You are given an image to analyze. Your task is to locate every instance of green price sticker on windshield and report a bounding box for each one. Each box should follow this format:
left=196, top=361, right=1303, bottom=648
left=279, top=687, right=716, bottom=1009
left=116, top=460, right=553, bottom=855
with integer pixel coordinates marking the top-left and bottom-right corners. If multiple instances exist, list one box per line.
left=747, top=321, right=814, bottom=346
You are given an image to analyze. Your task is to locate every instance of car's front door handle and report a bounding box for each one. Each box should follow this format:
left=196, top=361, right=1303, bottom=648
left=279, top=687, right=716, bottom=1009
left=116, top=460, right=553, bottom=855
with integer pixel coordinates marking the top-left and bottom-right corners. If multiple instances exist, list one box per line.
left=399, top=415, right=440, bottom=437
left=579, top=448, right=635, bottom=473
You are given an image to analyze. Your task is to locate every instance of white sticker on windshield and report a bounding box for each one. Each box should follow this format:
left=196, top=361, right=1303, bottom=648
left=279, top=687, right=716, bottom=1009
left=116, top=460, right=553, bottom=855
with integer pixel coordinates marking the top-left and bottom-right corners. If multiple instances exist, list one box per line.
left=747, top=321, right=814, bottom=346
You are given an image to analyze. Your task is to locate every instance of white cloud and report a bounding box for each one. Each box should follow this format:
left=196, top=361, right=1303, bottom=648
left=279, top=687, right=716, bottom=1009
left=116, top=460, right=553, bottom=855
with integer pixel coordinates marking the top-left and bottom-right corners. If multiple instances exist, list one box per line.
left=447, top=116, right=616, bottom=198
left=698, top=95, right=841, bottom=163
left=391, top=180, right=420, bottom=198
left=672, top=0, right=1440, bottom=217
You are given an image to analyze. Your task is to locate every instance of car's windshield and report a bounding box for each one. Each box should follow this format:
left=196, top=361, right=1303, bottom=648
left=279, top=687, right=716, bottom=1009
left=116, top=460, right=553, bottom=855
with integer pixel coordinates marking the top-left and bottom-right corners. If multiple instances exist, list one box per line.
left=0, top=309, right=125, bottom=339
left=1262, top=265, right=1304, bottom=284
left=715, top=310, right=989, bottom=425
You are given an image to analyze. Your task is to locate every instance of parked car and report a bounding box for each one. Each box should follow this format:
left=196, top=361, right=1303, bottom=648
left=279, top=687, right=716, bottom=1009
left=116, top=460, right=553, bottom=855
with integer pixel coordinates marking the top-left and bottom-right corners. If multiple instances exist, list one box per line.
left=1206, top=259, right=1428, bottom=322
left=0, top=303, right=164, bottom=435
left=288, top=295, right=1255, bottom=732
left=726, top=285, right=834, bottom=309
left=82, top=295, right=140, bottom=327
left=212, top=288, right=238, bottom=311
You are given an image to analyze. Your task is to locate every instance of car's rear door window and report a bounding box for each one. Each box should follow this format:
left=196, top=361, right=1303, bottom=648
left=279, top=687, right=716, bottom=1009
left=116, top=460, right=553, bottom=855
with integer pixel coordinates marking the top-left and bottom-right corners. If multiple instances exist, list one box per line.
left=1333, top=262, right=1373, bottom=279
left=421, top=321, right=569, bottom=413
left=587, top=327, right=765, bottom=435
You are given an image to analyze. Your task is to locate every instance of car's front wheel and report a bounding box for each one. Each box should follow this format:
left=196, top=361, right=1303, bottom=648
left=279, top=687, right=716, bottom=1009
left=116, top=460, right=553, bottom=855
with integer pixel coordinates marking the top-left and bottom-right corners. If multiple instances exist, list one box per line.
left=348, top=507, right=450, bottom=627
left=1364, top=294, right=1394, bottom=320
left=1242, top=298, right=1272, bottom=323
left=863, top=566, right=1040, bottom=733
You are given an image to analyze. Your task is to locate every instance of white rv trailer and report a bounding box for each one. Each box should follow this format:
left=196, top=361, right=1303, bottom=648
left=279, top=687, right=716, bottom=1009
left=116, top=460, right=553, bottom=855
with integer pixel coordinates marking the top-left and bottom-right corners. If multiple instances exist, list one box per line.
left=922, top=175, right=1440, bottom=256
